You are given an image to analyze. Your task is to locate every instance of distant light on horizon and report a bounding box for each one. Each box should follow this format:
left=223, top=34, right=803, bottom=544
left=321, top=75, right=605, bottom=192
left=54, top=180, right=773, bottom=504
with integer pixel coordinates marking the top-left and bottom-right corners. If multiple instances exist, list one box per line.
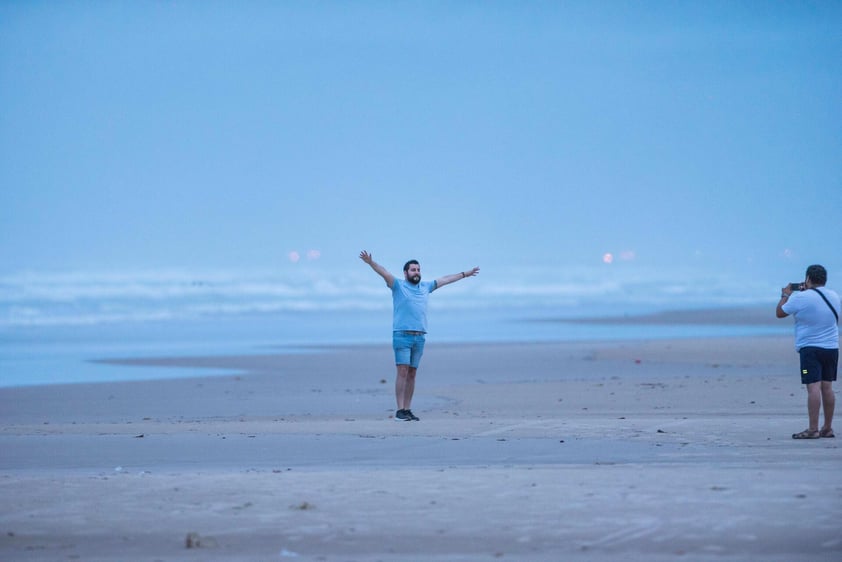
left=603, top=251, right=635, bottom=265
left=288, top=250, right=320, bottom=263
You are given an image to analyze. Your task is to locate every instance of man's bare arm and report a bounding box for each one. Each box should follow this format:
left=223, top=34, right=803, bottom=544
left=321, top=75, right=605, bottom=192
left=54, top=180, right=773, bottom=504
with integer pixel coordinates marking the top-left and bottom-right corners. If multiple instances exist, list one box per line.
left=776, top=285, right=792, bottom=318
left=436, top=266, right=480, bottom=289
left=360, top=251, right=395, bottom=288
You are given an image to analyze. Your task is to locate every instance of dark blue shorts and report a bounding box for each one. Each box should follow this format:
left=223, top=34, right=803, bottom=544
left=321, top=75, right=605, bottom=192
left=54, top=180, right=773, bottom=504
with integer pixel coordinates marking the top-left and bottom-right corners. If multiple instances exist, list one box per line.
left=798, top=347, right=839, bottom=385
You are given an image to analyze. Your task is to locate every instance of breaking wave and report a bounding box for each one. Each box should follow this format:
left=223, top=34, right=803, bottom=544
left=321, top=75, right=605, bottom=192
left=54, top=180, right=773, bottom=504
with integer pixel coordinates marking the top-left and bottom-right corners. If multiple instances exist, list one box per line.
left=1, top=266, right=778, bottom=328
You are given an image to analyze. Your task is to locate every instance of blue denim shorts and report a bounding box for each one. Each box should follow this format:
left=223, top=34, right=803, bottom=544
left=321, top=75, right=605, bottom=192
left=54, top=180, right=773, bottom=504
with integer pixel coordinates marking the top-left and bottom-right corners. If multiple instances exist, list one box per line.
left=799, top=346, right=839, bottom=384
left=393, top=331, right=426, bottom=368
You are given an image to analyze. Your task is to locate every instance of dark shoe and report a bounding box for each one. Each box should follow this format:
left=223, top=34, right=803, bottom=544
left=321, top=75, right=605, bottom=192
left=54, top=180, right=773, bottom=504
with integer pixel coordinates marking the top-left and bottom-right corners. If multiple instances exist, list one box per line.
left=395, top=409, right=411, bottom=421
left=820, top=428, right=835, bottom=438
left=792, top=429, right=820, bottom=439
left=405, top=409, right=420, bottom=421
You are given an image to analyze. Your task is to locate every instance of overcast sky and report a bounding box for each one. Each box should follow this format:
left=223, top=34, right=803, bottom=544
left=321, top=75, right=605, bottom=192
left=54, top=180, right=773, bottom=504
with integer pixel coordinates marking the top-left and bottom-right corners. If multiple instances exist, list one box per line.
left=1, top=1, right=840, bottom=279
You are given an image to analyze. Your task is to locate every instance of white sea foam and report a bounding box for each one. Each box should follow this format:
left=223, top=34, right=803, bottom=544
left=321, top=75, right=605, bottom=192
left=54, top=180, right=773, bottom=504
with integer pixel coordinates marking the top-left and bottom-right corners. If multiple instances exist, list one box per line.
left=0, top=266, right=792, bottom=387
left=0, top=266, right=778, bottom=328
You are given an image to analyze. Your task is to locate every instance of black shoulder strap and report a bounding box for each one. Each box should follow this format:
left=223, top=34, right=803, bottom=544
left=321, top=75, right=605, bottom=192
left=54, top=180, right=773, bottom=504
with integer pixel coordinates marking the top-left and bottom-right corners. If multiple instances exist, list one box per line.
left=811, top=288, right=839, bottom=323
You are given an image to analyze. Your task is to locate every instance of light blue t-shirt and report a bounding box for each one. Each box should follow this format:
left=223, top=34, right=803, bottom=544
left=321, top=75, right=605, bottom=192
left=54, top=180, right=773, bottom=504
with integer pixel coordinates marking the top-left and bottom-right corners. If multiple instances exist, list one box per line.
left=782, top=287, right=841, bottom=351
left=391, top=279, right=437, bottom=332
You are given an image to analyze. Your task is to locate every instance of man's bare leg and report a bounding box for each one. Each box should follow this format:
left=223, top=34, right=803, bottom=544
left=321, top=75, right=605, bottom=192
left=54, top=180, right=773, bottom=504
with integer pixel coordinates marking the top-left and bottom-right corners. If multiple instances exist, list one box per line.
left=806, top=381, right=822, bottom=432
left=394, top=365, right=418, bottom=420
left=403, top=366, right=417, bottom=410
left=821, top=380, right=835, bottom=433
left=395, top=364, right=410, bottom=410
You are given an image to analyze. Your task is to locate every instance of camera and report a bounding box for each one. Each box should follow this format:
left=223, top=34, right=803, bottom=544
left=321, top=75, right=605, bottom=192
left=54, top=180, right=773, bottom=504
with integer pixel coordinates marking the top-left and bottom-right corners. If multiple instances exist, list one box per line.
left=789, top=283, right=804, bottom=292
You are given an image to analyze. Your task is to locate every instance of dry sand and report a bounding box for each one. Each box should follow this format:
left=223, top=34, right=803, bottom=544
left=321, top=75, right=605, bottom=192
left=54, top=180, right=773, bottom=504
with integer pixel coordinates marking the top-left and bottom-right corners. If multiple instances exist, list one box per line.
left=1, top=330, right=840, bottom=561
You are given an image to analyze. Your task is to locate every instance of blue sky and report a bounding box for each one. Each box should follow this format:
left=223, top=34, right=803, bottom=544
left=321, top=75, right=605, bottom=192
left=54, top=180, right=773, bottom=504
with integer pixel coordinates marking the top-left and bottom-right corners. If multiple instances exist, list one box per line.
left=1, top=1, right=840, bottom=280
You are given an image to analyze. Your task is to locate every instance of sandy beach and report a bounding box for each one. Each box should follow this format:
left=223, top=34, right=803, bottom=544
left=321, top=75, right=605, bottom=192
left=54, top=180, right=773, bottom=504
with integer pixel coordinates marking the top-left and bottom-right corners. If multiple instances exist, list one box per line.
left=1, top=325, right=841, bottom=561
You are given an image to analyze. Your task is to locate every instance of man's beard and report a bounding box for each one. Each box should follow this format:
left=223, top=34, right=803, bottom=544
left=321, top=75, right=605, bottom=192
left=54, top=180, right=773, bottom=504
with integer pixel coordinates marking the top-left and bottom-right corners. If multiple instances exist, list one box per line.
left=409, top=274, right=421, bottom=284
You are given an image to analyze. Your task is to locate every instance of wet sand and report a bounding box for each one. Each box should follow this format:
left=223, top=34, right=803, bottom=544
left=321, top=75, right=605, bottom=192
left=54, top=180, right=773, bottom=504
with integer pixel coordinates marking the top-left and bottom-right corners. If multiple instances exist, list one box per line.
left=1, top=331, right=840, bottom=561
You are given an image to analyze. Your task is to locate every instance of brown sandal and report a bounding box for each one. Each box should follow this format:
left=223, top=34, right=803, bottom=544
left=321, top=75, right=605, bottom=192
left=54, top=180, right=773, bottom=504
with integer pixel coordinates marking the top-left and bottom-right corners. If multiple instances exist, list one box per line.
left=819, top=428, right=835, bottom=438
left=792, top=429, right=820, bottom=439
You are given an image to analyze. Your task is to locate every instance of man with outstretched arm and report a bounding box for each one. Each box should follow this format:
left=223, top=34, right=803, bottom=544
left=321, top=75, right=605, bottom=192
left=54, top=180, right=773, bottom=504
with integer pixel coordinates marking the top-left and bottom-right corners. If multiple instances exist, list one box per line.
left=359, top=250, right=480, bottom=421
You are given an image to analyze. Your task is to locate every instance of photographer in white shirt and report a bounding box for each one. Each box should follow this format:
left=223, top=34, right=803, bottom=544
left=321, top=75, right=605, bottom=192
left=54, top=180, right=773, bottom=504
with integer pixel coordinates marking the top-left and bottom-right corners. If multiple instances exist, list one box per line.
left=777, top=264, right=841, bottom=439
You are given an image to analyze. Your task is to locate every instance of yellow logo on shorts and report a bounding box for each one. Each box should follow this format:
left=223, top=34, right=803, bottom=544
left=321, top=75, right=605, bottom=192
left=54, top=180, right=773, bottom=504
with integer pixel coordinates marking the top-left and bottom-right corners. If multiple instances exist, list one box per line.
left=802, top=369, right=809, bottom=375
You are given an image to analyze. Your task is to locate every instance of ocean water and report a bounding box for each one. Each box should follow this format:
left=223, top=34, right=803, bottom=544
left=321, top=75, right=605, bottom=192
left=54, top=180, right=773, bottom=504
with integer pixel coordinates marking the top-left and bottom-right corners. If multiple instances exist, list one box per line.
left=0, top=266, right=789, bottom=387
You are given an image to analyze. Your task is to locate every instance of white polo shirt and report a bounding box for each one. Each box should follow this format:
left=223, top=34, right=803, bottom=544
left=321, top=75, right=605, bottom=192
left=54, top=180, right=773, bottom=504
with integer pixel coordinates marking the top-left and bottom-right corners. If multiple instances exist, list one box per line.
left=782, top=287, right=841, bottom=351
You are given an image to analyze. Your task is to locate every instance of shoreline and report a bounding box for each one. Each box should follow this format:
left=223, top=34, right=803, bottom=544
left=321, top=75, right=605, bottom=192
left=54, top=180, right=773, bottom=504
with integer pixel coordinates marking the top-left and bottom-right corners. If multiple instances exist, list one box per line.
left=534, top=304, right=781, bottom=325
left=0, top=303, right=791, bottom=390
